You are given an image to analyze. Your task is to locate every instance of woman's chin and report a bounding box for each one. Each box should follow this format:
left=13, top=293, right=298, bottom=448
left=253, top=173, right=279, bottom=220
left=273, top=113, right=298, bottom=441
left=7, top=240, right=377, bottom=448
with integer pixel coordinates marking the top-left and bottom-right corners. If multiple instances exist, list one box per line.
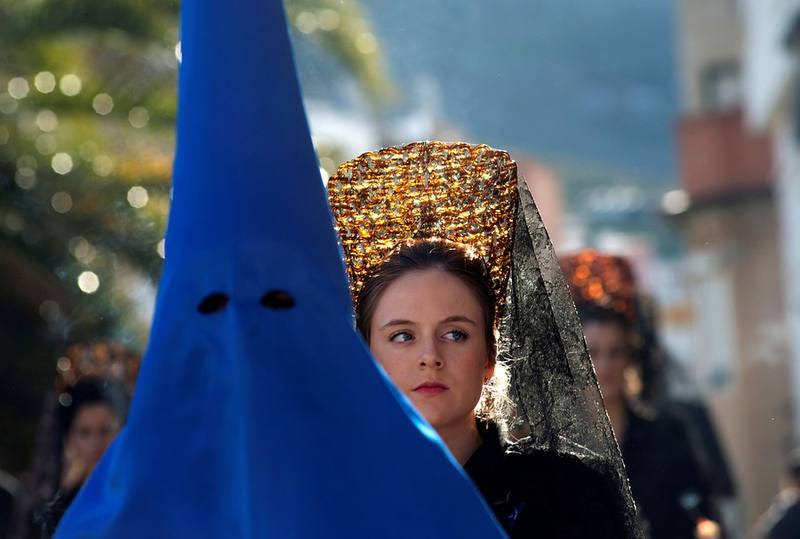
left=417, top=407, right=462, bottom=433
left=414, top=406, right=449, bottom=430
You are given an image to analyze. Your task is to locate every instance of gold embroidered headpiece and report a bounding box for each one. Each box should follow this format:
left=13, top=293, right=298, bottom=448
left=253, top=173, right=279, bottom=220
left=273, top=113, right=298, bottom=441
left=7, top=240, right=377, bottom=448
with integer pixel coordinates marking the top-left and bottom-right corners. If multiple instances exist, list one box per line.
left=559, top=250, right=638, bottom=322
left=55, top=341, right=141, bottom=396
left=327, top=141, right=518, bottom=314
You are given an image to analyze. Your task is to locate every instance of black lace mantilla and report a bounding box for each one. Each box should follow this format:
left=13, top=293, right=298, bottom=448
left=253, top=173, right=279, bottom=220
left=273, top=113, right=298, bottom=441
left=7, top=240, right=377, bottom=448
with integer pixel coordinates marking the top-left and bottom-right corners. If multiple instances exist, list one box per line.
left=495, top=179, right=642, bottom=538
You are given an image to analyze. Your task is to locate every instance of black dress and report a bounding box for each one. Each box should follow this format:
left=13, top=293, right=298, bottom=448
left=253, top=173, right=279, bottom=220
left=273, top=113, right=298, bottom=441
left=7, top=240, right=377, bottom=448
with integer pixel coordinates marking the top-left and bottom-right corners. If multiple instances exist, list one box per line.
left=622, top=405, right=714, bottom=539
left=35, top=484, right=82, bottom=538
left=465, top=423, right=629, bottom=538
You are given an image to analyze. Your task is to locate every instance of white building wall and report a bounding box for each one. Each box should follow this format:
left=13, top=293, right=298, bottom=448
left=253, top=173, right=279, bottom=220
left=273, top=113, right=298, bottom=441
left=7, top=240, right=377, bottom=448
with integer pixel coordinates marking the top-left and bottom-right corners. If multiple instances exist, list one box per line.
left=739, top=0, right=800, bottom=444
left=775, top=115, right=800, bottom=445
left=738, top=0, right=799, bottom=127
left=676, top=0, right=743, bottom=113
left=685, top=249, right=738, bottom=391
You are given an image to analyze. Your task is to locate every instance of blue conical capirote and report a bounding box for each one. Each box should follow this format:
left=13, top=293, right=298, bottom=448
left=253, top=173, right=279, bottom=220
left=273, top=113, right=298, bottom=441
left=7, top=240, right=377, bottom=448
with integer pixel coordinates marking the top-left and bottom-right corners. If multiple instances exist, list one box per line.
left=55, top=2, right=505, bottom=537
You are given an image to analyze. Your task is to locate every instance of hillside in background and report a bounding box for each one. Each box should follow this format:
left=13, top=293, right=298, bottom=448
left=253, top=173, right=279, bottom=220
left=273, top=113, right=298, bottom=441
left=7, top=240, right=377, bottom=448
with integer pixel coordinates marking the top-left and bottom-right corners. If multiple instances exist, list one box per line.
left=296, top=0, right=677, bottom=188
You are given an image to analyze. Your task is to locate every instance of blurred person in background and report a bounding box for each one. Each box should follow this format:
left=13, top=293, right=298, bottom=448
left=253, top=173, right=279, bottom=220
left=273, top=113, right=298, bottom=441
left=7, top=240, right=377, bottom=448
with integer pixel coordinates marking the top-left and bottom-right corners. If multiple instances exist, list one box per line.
left=635, top=294, right=739, bottom=534
left=561, top=250, right=724, bottom=539
left=753, top=449, right=800, bottom=539
left=8, top=342, right=138, bottom=539
left=0, top=469, right=20, bottom=538
left=36, top=378, right=125, bottom=535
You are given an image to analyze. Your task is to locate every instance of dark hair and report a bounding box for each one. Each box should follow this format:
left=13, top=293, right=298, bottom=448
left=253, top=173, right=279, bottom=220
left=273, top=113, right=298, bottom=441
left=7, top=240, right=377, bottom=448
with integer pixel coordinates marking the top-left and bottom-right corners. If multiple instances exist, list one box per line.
left=576, top=303, right=648, bottom=360
left=575, top=303, right=631, bottom=331
left=355, top=239, right=510, bottom=426
left=355, top=239, right=497, bottom=359
left=787, top=448, right=800, bottom=480
left=57, top=377, right=127, bottom=438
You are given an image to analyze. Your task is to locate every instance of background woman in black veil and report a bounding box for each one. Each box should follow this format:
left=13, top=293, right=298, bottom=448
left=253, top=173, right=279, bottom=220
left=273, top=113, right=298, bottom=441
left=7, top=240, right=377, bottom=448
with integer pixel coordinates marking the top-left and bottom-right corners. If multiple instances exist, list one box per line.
left=8, top=342, right=137, bottom=539
left=560, top=250, right=727, bottom=539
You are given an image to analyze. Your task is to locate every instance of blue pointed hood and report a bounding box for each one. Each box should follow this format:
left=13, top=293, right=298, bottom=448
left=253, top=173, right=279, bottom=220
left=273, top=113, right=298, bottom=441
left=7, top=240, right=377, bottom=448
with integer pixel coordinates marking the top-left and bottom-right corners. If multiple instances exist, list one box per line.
left=166, top=0, right=350, bottom=315
left=55, top=2, right=505, bottom=537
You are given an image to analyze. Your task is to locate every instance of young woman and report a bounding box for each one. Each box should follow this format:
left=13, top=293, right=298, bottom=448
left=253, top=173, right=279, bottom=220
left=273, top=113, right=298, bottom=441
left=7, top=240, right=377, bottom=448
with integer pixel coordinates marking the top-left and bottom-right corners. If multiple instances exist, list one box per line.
left=328, top=141, right=641, bottom=538
left=10, top=342, right=136, bottom=539
left=37, top=378, right=125, bottom=536
left=561, top=250, right=721, bottom=539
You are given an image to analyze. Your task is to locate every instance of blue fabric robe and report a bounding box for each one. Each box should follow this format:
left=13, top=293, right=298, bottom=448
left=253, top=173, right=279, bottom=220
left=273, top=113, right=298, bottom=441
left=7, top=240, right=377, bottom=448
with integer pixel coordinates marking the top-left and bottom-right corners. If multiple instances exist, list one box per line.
left=55, top=1, right=505, bottom=537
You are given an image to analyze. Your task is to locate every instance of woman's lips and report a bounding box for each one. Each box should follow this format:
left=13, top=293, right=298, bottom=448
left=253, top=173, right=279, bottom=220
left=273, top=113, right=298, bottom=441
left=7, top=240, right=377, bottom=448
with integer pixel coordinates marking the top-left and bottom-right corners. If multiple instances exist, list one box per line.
left=413, top=382, right=449, bottom=395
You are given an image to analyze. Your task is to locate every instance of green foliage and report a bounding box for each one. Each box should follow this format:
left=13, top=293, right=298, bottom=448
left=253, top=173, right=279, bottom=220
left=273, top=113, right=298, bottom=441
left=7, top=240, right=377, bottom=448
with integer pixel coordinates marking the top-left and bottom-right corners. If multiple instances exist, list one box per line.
left=0, top=0, right=390, bottom=474
left=0, top=0, right=180, bottom=472
left=285, top=0, right=394, bottom=104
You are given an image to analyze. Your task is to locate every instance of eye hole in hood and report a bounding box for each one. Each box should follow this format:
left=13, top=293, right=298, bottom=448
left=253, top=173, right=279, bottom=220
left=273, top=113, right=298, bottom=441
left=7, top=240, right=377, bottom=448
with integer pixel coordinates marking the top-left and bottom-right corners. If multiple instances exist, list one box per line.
left=197, top=292, right=230, bottom=314
left=260, top=290, right=295, bottom=310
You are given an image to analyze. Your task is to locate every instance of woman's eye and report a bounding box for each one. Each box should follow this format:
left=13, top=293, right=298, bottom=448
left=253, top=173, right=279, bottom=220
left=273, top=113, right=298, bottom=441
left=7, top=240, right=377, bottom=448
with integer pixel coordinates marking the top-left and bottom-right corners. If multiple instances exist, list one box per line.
left=390, top=332, right=413, bottom=343
left=444, top=330, right=468, bottom=342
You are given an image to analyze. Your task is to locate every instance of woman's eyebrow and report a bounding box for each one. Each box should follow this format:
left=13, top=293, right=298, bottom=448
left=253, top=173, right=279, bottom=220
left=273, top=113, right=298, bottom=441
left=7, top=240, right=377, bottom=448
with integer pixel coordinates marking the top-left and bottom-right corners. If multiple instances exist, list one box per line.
left=380, top=319, right=415, bottom=330
left=440, top=315, right=476, bottom=325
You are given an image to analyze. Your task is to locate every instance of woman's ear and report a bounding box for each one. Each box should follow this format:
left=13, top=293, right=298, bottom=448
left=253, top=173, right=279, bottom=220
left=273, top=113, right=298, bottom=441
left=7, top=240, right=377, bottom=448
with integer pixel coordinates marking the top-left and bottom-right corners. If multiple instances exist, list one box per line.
left=483, top=358, right=495, bottom=383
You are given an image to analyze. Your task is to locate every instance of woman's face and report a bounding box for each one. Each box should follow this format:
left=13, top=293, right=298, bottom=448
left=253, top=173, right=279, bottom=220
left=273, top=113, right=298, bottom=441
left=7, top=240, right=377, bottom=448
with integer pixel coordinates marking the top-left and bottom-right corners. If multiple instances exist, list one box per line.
left=583, top=320, right=631, bottom=403
left=368, top=268, right=493, bottom=432
left=65, top=403, right=121, bottom=467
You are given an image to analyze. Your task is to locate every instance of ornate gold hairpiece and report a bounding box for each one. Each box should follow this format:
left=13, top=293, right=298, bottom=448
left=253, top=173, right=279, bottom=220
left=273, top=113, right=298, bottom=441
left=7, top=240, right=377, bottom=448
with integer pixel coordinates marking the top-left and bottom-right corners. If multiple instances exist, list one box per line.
left=559, top=250, right=638, bottom=322
left=327, top=141, right=518, bottom=312
left=55, top=341, right=141, bottom=395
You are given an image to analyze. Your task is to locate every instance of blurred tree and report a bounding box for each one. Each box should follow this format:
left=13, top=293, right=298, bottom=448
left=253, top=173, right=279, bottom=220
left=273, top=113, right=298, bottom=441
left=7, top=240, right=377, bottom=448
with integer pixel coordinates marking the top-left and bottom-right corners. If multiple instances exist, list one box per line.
left=0, top=0, right=180, bottom=476
left=285, top=0, right=394, bottom=104
left=0, top=0, right=391, bottom=473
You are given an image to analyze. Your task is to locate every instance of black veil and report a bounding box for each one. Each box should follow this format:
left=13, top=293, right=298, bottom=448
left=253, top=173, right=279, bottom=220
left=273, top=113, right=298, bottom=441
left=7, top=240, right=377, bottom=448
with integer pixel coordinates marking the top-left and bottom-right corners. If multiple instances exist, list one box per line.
left=500, top=177, right=642, bottom=538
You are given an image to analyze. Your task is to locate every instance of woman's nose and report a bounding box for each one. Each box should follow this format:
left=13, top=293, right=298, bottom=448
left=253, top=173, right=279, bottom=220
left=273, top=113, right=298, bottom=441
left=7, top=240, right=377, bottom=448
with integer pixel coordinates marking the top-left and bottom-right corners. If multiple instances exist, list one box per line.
left=418, top=341, right=443, bottom=369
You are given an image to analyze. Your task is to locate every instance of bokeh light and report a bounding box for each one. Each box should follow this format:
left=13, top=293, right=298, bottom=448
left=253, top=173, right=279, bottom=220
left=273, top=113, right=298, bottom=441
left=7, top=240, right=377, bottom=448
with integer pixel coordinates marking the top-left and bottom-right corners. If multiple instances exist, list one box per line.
left=92, top=155, right=113, bottom=176
left=77, top=271, right=100, bottom=294
left=4, top=212, right=24, bottom=233
left=35, top=109, right=58, bottom=132
left=59, top=74, right=82, bottom=96
left=661, top=189, right=690, bottom=215
left=0, top=94, right=18, bottom=114
left=128, top=106, right=150, bottom=128
left=355, top=33, right=378, bottom=55
left=17, top=155, right=37, bottom=170
left=318, top=9, right=341, bottom=31
left=8, top=77, right=30, bottom=99
left=50, top=191, right=73, bottom=213
left=69, top=236, right=97, bottom=264
left=56, top=356, right=71, bottom=372
left=92, top=93, right=114, bottom=115
left=15, top=168, right=37, bottom=190
left=38, top=300, right=61, bottom=322
left=35, top=134, right=57, bottom=155
left=34, top=71, right=56, bottom=93
left=17, top=112, right=38, bottom=139
left=295, top=11, right=317, bottom=34
left=51, top=152, right=74, bottom=175
left=127, top=186, right=149, bottom=208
